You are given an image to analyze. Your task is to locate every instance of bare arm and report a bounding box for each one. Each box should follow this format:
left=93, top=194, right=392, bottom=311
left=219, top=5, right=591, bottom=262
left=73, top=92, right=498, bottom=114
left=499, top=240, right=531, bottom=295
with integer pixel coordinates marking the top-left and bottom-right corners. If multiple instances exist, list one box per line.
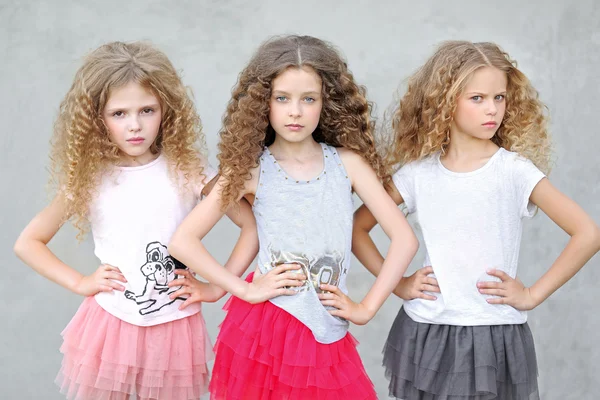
left=208, top=198, right=260, bottom=301
left=479, top=178, right=600, bottom=309
left=352, top=183, right=404, bottom=278
left=481, top=178, right=600, bottom=309
left=320, top=150, right=418, bottom=324
left=168, top=174, right=304, bottom=303
left=528, top=179, right=600, bottom=303
left=14, top=194, right=126, bottom=295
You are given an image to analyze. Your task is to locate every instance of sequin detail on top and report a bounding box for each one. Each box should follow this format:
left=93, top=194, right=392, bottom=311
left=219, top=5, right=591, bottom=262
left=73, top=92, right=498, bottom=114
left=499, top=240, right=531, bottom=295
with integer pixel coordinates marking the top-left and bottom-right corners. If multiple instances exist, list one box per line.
left=253, top=143, right=353, bottom=344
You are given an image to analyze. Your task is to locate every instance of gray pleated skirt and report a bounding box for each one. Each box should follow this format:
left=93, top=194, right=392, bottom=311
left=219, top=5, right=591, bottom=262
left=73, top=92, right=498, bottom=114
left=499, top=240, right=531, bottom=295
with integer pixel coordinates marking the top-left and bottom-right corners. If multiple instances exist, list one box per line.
left=382, top=307, right=539, bottom=400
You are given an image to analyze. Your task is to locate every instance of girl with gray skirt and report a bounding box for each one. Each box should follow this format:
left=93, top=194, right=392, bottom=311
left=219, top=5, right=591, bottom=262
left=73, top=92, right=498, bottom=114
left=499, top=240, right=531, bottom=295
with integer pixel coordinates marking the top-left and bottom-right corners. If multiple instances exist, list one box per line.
left=350, top=41, right=600, bottom=399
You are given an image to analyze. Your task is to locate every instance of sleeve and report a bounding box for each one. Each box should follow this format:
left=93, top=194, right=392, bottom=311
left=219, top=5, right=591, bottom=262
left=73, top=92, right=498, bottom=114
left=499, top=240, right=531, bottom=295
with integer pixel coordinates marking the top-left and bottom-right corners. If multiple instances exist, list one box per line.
left=391, top=163, right=417, bottom=214
left=192, top=160, right=218, bottom=200
left=512, top=156, right=546, bottom=218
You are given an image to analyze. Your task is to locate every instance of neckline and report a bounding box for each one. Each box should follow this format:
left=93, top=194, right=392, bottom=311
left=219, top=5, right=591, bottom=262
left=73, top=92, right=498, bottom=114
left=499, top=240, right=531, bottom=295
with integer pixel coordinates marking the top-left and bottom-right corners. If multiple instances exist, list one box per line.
left=436, top=147, right=504, bottom=177
left=115, top=153, right=164, bottom=171
left=264, top=142, right=330, bottom=184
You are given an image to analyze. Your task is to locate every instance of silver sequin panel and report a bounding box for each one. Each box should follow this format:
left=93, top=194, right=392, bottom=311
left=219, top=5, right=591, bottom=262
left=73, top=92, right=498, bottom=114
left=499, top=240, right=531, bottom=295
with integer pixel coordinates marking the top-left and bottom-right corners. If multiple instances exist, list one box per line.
left=268, top=249, right=344, bottom=294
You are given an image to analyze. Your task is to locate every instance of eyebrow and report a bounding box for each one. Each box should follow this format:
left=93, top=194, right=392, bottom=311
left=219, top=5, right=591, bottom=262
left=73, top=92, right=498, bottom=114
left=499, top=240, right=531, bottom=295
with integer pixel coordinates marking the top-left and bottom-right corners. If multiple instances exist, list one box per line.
left=465, top=91, right=507, bottom=95
left=105, top=103, right=161, bottom=113
left=272, top=90, right=321, bottom=96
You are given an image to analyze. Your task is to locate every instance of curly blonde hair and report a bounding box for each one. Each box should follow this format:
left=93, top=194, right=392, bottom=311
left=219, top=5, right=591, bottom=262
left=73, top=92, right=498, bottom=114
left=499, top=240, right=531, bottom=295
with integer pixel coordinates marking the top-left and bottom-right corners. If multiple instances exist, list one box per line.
left=387, top=40, right=551, bottom=175
left=50, top=41, right=208, bottom=238
left=217, top=35, right=384, bottom=210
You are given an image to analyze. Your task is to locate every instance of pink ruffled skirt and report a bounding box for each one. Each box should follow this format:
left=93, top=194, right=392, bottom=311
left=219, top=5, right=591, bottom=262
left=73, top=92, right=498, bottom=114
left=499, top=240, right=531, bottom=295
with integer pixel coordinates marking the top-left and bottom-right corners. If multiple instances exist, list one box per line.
left=209, top=273, right=376, bottom=400
left=56, top=296, right=213, bottom=400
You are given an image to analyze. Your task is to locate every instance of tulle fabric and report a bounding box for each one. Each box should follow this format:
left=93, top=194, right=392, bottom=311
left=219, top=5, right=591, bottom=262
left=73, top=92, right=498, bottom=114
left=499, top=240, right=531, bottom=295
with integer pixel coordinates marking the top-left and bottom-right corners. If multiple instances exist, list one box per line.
left=209, top=273, right=376, bottom=400
left=383, top=307, right=539, bottom=400
left=56, top=296, right=213, bottom=400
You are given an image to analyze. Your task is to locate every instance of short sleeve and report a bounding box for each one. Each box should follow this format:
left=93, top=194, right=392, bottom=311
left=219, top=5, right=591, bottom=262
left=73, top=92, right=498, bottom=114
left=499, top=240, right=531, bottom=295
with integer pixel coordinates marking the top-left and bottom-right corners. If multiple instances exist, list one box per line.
left=192, top=161, right=218, bottom=199
left=512, top=156, right=546, bottom=218
left=392, top=163, right=417, bottom=214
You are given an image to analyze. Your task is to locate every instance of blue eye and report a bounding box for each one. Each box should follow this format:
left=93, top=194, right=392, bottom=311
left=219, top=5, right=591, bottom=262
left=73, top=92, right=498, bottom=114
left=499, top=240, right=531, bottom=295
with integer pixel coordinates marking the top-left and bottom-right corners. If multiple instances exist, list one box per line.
left=275, top=96, right=287, bottom=102
left=495, top=95, right=505, bottom=101
left=304, top=97, right=315, bottom=103
left=471, top=95, right=482, bottom=102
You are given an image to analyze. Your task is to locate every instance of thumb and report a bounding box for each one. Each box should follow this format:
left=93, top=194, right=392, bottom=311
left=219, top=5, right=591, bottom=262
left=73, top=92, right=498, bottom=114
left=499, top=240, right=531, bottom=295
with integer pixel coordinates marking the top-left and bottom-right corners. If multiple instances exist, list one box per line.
left=421, top=266, right=434, bottom=275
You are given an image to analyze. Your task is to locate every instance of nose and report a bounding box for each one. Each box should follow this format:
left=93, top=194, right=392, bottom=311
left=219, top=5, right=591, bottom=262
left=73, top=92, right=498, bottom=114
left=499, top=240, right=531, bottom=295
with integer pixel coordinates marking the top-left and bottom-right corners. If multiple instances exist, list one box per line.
left=288, top=101, right=302, bottom=118
left=486, top=99, right=498, bottom=116
left=128, top=116, right=142, bottom=132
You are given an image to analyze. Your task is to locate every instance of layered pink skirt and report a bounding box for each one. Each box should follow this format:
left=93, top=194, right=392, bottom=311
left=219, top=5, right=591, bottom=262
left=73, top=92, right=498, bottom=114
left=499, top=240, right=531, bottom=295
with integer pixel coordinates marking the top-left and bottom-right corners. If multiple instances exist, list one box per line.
left=56, top=296, right=213, bottom=400
left=209, top=273, right=377, bottom=400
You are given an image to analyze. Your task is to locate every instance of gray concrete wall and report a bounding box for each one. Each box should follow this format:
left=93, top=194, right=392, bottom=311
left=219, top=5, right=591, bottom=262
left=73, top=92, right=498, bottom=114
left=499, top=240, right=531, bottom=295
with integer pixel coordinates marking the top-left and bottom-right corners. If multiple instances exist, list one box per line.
left=1, top=0, right=598, bottom=398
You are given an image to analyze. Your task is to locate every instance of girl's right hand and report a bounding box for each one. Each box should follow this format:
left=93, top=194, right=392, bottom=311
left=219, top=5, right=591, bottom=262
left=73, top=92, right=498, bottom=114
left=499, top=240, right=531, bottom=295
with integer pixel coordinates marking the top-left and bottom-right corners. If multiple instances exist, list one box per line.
left=242, top=263, right=306, bottom=304
left=394, top=266, right=439, bottom=301
left=73, top=264, right=127, bottom=296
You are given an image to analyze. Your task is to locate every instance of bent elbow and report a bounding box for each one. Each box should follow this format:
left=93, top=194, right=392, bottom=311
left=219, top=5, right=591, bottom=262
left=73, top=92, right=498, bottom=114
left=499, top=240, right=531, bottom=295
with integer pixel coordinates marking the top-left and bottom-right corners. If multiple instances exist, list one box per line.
left=167, top=235, right=185, bottom=259
left=592, top=224, right=600, bottom=253
left=407, top=233, right=419, bottom=256
left=13, top=238, right=25, bottom=259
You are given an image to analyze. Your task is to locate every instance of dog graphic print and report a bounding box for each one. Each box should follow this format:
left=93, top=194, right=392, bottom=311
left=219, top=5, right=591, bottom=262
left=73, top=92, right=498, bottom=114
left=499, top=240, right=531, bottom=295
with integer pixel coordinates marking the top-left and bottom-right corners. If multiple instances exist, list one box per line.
left=124, top=241, right=186, bottom=315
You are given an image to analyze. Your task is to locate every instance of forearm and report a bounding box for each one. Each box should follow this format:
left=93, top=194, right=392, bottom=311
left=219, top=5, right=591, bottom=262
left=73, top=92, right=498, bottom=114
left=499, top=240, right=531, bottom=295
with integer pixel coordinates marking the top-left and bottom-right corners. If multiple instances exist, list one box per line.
left=530, top=228, right=600, bottom=306
left=360, top=232, right=418, bottom=315
left=212, top=225, right=259, bottom=301
left=169, top=235, right=250, bottom=299
left=14, top=239, right=83, bottom=293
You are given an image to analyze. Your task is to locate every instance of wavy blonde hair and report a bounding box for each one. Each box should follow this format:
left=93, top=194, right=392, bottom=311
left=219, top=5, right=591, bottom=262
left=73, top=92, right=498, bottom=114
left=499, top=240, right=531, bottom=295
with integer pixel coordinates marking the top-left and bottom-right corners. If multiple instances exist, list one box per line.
left=387, top=40, right=551, bottom=175
left=217, top=35, right=384, bottom=210
left=50, top=41, right=208, bottom=238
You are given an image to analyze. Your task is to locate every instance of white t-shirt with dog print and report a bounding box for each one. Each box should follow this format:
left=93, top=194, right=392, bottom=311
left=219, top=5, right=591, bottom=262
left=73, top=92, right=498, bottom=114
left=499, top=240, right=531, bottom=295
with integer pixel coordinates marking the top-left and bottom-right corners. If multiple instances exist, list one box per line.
left=90, top=154, right=217, bottom=326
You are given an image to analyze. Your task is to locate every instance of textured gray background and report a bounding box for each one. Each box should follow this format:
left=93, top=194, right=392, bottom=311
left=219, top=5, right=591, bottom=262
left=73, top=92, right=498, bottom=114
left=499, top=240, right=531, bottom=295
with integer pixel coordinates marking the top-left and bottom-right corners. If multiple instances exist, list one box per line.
left=1, top=0, right=599, bottom=399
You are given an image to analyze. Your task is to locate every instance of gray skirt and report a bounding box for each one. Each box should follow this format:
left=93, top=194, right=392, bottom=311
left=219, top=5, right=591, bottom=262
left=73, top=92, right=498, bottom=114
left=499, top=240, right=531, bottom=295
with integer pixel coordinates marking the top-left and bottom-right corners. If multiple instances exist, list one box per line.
left=382, top=307, right=539, bottom=400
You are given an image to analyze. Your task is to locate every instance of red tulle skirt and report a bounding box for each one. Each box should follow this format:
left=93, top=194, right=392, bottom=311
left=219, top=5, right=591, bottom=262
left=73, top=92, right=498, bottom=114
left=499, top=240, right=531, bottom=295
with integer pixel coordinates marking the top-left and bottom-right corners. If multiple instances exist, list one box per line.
left=209, top=273, right=376, bottom=400
left=55, top=296, right=213, bottom=400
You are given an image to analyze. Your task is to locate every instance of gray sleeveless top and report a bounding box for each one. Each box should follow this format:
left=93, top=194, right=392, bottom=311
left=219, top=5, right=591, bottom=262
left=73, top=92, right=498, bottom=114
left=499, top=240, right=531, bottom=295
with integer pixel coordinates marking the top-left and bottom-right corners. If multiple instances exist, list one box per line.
left=253, top=143, right=353, bottom=344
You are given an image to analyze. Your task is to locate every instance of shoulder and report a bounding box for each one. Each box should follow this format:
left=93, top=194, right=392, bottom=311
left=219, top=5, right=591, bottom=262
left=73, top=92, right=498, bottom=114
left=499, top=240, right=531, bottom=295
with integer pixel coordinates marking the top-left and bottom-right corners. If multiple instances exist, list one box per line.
left=496, top=148, right=543, bottom=175
left=392, top=153, right=437, bottom=177
left=337, top=147, right=365, bottom=165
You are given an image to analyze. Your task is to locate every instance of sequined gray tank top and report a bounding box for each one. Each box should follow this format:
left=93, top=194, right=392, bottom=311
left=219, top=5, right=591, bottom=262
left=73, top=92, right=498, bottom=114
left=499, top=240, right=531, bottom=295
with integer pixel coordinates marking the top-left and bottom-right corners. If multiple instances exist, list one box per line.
left=253, top=143, right=353, bottom=344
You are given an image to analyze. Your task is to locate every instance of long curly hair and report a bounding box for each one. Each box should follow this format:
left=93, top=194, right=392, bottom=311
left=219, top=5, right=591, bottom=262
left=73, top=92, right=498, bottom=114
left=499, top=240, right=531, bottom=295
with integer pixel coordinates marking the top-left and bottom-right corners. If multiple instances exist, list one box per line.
left=217, top=35, right=384, bottom=210
left=387, top=40, right=552, bottom=175
left=50, top=41, right=208, bottom=238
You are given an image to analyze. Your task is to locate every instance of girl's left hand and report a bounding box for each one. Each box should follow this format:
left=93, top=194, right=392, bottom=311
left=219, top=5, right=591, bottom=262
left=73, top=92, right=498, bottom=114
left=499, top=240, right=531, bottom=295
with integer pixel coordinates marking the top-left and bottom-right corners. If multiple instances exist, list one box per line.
left=318, top=284, right=373, bottom=325
left=477, top=269, right=538, bottom=311
left=168, top=269, right=222, bottom=309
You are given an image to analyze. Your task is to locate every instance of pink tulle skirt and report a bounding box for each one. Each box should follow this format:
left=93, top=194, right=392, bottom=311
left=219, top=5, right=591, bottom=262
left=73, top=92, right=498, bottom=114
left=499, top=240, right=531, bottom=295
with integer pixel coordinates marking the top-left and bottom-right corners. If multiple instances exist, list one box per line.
left=55, top=296, right=213, bottom=400
left=209, top=273, right=377, bottom=400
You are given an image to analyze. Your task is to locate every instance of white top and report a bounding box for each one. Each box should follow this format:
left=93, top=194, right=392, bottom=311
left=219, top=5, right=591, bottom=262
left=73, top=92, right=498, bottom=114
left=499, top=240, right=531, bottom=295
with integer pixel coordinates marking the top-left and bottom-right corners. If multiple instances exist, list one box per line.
left=392, top=148, right=545, bottom=326
left=90, top=154, right=217, bottom=326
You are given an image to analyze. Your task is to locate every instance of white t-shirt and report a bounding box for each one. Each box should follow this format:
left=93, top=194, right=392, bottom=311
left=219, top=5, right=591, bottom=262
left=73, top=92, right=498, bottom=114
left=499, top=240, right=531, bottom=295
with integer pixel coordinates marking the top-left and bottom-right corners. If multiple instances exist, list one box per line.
left=90, top=154, right=217, bottom=326
left=392, top=148, right=545, bottom=326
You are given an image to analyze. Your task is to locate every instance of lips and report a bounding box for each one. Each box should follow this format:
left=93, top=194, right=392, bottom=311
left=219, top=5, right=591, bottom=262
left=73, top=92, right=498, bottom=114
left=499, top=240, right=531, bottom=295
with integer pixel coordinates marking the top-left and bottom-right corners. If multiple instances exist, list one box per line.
left=286, top=124, right=304, bottom=128
left=127, top=137, right=145, bottom=144
left=482, top=121, right=497, bottom=127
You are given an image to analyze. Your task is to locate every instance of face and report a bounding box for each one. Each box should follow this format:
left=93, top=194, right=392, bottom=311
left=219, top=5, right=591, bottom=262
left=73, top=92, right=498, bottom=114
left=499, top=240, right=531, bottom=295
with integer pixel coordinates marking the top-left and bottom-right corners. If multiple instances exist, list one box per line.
left=268, top=66, right=323, bottom=145
left=103, top=81, right=162, bottom=165
left=452, top=66, right=507, bottom=141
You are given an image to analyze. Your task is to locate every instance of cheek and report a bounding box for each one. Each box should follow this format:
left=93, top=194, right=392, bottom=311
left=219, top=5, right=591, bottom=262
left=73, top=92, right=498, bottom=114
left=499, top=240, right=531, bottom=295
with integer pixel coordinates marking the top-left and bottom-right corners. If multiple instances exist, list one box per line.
left=458, top=103, right=479, bottom=122
left=104, top=119, right=122, bottom=140
left=498, top=102, right=507, bottom=118
left=308, top=105, right=322, bottom=123
left=150, top=114, right=162, bottom=132
left=268, top=104, right=286, bottom=123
